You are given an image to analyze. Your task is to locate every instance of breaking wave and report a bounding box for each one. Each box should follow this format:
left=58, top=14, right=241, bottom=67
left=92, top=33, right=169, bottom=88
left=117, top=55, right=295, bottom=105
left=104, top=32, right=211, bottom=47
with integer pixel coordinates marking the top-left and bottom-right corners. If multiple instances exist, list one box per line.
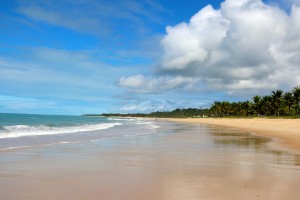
left=0, top=122, right=122, bottom=139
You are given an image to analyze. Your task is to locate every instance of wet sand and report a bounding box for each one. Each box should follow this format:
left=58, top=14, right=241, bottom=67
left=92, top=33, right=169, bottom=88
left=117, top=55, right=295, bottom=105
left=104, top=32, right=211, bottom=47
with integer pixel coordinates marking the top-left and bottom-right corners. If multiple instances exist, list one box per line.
left=1, top=120, right=300, bottom=200
left=167, top=118, right=300, bottom=152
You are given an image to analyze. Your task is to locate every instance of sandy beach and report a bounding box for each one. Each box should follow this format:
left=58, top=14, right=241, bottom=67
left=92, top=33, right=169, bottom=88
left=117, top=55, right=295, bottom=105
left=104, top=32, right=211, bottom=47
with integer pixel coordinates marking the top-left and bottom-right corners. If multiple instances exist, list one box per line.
left=167, top=118, right=300, bottom=153
left=1, top=119, right=300, bottom=200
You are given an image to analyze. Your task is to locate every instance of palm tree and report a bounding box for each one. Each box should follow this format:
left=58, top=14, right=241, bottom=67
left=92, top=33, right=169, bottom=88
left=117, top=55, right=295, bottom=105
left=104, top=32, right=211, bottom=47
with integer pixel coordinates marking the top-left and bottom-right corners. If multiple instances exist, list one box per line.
left=272, top=90, right=283, bottom=116
left=253, top=95, right=261, bottom=116
left=293, top=86, right=300, bottom=115
left=242, top=101, right=250, bottom=116
left=221, top=101, right=231, bottom=116
left=261, top=95, right=273, bottom=116
left=210, top=101, right=222, bottom=117
left=230, top=102, right=239, bottom=116
left=284, top=92, right=294, bottom=116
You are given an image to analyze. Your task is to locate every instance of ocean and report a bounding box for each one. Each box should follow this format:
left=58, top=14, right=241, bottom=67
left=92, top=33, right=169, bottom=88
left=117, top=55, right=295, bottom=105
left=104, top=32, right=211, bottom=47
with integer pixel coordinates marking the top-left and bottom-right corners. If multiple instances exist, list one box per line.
left=0, top=113, right=159, bottom=150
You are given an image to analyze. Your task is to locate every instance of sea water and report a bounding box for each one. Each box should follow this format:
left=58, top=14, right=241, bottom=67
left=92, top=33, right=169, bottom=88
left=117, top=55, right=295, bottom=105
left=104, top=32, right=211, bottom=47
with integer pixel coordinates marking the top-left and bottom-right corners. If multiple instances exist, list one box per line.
left=0, top=113, right=159, bottom=150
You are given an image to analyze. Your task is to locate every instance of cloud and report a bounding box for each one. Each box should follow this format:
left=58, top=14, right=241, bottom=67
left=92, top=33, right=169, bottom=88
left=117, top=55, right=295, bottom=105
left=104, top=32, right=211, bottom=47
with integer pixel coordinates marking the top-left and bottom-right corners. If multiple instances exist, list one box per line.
left=117, top=96, right=211, bottom=113
left=266, top=0, right=300, bottom=10
left=0, top=95, right=57, bottom=110
left=118, top=74, right=197, bottom=93
left=118, top=100, right=182, bottom=113
left=119, top=103, right=163, bottom=112
left=160, top=5, right=229, bottom=71
left=119, top=0, right=300, bottom=96
left=0, top=95, right=110, bottom=115
left=0, top=47, right=124, bottom=101
left=16, top=0, right=167, bottom=36
left=18, top=5, right=105, bottom=35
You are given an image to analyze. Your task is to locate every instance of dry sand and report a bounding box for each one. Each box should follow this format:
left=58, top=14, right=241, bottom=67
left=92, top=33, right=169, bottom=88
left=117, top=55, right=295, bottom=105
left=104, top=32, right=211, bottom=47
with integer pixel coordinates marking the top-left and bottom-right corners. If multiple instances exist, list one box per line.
left=167, top=118, right=300, bottom=153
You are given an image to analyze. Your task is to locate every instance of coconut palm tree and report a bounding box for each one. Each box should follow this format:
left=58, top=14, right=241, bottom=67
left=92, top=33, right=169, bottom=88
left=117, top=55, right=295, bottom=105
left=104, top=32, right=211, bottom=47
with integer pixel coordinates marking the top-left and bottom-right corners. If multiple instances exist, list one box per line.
left=284, top=92, right=294, bottom=116
left=253, top=95, right=262, bottom=116
left=261, top=95, right=273, bottom=116
left=221, top=101, right=231, bottom=116
left=210, top=101, right=222, bottom=117
left=293, top=86, right=300, bottom=115
left=272, top=90, right=283, bottom=116
left=242, top=101, right=250, bottom=116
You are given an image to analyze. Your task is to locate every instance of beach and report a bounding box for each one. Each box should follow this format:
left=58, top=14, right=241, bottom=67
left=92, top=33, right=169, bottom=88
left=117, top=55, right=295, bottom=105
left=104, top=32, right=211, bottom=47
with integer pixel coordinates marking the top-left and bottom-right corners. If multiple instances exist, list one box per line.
left=1, top=118, right=300, bottom=200
left=167, top=118, right=300, bottom=153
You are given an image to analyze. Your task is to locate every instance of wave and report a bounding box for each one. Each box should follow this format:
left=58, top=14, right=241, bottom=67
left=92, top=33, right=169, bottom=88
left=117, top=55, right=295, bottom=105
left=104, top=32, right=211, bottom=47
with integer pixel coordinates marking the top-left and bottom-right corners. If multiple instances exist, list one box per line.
left=107, top=117, right=136, bottom=121
left=136, top=121, right=153, bottom=125
left=0, top=122, right=122, bottom=139
left=0, top=141, right=79, bottom=151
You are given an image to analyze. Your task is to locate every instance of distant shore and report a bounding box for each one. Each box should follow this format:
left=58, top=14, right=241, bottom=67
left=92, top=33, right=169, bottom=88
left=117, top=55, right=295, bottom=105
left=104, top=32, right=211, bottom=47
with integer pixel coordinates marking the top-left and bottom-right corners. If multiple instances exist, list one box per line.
left=166, top=118, right=300, bottom=153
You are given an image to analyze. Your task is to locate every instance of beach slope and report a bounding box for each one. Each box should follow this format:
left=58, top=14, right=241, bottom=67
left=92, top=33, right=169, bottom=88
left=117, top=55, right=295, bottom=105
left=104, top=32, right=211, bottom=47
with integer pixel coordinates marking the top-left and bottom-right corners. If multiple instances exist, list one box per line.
left=167, top=118, right=300, bottom=152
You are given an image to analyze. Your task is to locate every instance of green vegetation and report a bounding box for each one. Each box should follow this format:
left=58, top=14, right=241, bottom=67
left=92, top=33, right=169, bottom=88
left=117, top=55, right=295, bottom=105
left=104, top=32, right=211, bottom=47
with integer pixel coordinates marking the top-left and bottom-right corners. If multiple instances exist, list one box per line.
left=86, top=86, right=300, bottom=118
left=99, top=108, right=210, bottom=118
left=210, top=86, right=300, bottom=117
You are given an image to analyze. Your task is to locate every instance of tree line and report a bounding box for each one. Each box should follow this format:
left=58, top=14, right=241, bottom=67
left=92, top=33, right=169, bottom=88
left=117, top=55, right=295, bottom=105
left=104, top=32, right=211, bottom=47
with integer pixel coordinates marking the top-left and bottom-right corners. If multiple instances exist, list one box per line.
left=93, top=86, right=300, bottom=118
left=98, top=108, right=210, bottom=118
left=210, top=86, right=300, bottom=117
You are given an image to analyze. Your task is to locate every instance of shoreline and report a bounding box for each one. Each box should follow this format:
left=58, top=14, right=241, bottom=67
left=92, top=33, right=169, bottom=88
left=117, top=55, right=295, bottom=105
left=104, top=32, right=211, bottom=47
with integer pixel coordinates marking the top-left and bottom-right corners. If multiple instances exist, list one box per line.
left=1, top=118, right=300, bottom=199
left=165, top=118, right=300, bottom=153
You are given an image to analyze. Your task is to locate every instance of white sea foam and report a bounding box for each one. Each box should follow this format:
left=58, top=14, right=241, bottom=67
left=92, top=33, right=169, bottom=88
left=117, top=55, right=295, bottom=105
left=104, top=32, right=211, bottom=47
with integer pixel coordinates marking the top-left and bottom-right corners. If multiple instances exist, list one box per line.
left=0, top=145, right=32, bottom=151
left=0, top=122, right=122, bottom=139
left=135, top=121, right=161, bottom=129
left=107, top=117, right=136, bottom=121
left=136, top=121, right=153, bottom=125
left=0, top=141, right=80, bottom=151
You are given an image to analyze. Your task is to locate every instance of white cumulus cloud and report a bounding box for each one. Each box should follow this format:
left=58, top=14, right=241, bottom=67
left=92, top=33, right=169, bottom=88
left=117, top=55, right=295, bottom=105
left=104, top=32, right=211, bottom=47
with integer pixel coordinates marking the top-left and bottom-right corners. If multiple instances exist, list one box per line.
left=157, top=0, right=300, bottom=95
left=117, top=0, right=300, bottom=97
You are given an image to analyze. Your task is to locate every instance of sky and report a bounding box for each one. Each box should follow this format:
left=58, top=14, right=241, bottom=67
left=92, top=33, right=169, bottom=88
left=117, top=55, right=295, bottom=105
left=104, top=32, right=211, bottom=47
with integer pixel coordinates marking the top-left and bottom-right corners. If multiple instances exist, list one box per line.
left=1, top=0, right=300, bottom=115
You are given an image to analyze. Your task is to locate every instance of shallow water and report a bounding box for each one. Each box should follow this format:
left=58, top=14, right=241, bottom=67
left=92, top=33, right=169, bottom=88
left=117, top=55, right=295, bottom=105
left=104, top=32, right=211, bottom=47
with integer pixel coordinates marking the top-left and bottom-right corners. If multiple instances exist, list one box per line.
left=0, top=114, right=158, bottom=150
left=0, top=120, right=299, bottom=200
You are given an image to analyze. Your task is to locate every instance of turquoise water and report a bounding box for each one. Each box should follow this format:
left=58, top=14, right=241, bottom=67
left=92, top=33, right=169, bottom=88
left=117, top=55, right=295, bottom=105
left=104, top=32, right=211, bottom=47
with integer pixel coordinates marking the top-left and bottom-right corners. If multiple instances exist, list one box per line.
left=0, top=113, right=109, bottom=127
left=0, top=113, right=108, bottom=127
left=0, top=113, right=159, bottom=150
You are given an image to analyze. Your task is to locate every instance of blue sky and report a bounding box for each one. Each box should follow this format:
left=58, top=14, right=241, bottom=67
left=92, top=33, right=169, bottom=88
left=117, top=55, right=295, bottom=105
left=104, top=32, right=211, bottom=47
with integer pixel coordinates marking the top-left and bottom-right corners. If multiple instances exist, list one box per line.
left=1, top=0, right=300, bottom=115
